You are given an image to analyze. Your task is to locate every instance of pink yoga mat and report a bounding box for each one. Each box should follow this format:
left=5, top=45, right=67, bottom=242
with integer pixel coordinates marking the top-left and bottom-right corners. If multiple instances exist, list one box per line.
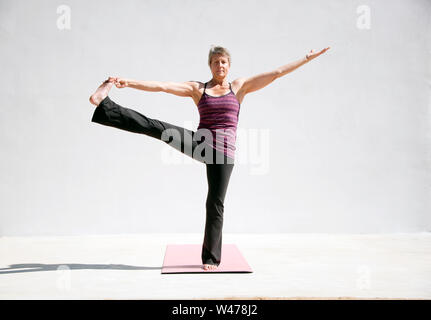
left=161, top=244, right=253, bottom=273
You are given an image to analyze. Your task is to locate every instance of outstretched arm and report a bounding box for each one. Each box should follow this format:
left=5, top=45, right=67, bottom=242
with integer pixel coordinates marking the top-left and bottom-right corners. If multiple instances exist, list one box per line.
left=239, top=47, right=330, bottom=95
left=112, top=78, right=196, bottom=98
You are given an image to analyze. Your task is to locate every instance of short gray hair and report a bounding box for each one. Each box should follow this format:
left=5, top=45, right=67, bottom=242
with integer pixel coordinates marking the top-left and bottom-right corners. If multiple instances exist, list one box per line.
left=208, top=45, right=231, bottom=67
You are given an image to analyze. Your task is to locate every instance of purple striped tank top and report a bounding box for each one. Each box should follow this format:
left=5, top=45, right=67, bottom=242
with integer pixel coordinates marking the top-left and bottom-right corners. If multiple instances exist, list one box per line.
left=197, top=82, right=241, bottom=160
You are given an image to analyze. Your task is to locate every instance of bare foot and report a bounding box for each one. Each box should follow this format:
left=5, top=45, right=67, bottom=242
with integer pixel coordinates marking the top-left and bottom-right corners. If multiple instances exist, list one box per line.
left=89, top=77, right=115, bottom=106
left=203, top=264, right=218, bottom=271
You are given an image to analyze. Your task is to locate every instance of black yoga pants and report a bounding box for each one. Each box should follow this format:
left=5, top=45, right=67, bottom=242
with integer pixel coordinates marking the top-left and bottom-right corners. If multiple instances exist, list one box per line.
left=91, top=96, right=235, bottom=266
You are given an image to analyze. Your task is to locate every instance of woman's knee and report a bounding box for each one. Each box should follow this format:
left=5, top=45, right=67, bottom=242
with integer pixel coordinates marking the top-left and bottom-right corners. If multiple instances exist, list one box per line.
left=206, top=196, right=224, bottom=213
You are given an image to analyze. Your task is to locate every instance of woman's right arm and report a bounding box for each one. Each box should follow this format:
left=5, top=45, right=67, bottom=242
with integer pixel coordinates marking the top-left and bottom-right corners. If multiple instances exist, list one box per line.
left=115, top=78, right=197, bottom=98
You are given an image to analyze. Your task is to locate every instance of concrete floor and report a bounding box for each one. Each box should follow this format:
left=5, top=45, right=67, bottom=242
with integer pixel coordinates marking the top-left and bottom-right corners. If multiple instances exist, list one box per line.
left=0, top=233, right=430, bottom=299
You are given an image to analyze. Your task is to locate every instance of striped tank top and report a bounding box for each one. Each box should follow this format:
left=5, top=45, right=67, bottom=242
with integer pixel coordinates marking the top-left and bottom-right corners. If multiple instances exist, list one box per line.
left=197, top=82, right=241, bottom=160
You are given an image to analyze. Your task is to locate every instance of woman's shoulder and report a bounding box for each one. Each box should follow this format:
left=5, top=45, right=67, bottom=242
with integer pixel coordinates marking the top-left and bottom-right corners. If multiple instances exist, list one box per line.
left=187, top=81, right=206, bottom=106
left=188, top=80, right=206, bottom=87
left=231, top=77, right=246, bottom=87
left=188, top=81, right=212, bottom=94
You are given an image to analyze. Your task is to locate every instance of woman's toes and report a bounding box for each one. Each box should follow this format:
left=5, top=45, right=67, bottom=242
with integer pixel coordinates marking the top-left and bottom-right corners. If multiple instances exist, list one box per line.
left=203, top=263, right=219, bottom=271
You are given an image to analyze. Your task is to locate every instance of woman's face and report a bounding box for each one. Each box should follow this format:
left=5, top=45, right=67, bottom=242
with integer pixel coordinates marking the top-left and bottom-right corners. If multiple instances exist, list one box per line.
left=210, top=54, right=230, bottom=80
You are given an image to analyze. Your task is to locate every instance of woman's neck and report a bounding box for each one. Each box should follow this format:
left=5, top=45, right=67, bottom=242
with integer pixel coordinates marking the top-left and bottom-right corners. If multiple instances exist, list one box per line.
left=210, top=78, right=229, bottom=87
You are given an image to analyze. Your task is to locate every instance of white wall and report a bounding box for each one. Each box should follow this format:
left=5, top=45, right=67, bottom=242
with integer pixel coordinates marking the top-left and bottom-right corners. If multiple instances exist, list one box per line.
left=0, top=0, right=430, bottom=236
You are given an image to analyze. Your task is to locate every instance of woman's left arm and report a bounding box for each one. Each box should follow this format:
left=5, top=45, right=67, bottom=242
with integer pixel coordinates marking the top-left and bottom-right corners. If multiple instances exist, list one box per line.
left=240, top=47, right=330, bottom=95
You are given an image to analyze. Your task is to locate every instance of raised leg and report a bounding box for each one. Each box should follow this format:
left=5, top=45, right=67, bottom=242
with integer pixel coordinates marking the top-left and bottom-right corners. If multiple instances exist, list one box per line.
left=91, top=96, right=234, bottom=165
left=91, top=96, right=209, bottom=161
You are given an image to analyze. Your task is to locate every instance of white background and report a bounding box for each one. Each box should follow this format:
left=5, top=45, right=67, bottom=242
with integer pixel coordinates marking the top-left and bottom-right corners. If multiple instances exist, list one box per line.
left=0, top=0, right=430, bottom=236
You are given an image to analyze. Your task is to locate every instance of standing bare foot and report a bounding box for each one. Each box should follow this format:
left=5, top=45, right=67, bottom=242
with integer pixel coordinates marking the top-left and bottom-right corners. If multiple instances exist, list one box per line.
left=203, top=264, right=218, bottom=271
left=89, top=77, right=115, bottom=106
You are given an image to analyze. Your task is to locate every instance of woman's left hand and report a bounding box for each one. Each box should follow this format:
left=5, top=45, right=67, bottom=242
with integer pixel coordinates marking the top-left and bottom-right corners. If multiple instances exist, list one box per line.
left=305, top=47, right=330, bottom=61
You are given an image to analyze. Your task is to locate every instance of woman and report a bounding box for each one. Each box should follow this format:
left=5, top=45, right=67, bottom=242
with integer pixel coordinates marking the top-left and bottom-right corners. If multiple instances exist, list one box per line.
left=89, top=45, right=330, bottom=271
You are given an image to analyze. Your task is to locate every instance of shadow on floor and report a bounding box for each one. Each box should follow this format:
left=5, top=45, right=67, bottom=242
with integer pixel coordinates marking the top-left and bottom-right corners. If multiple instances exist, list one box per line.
left=0, top=263, right=162, bottom=274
